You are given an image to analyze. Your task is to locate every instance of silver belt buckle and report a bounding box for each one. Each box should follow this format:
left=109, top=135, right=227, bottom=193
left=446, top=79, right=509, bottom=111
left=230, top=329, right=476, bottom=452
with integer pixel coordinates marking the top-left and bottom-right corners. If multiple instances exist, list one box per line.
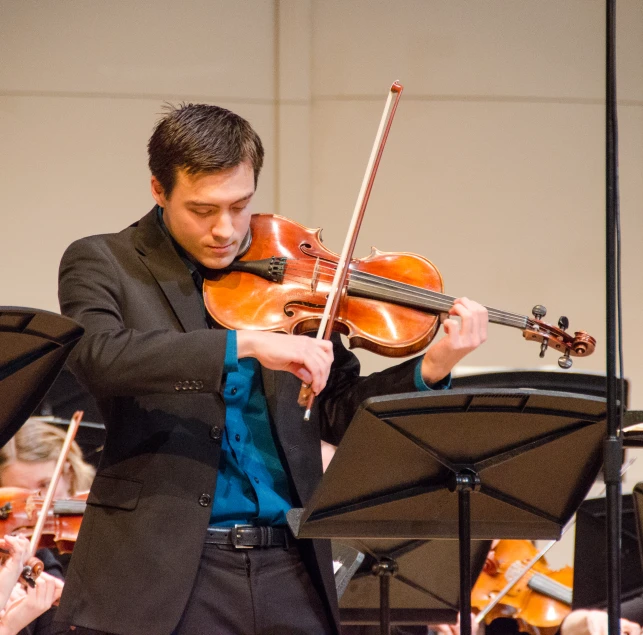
left=231, top=524, right=254, bottom=549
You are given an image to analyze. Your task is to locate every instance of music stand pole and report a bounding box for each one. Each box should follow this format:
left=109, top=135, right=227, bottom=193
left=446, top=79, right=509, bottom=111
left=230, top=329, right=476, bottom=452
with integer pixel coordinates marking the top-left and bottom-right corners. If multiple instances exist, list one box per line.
left=450, top=470, right=479, bottom=635
left=374, top=558, right=397, bottom=635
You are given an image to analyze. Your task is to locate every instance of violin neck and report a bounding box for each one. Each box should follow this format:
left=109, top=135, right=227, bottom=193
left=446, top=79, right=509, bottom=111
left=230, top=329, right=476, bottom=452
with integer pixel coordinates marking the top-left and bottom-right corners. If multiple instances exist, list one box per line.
left=527, top=573, right=572, bottom=606
left=347, top=274, right=528, bottom=331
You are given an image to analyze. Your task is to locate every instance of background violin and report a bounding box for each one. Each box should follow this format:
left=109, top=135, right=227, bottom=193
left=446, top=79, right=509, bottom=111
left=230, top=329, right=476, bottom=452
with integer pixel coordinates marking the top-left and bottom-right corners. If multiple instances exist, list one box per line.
left=204, top=214, right=595, bottom=367
left=0, top=487, right=86, bottom=555
left=472, top=540, right=573, bottom=635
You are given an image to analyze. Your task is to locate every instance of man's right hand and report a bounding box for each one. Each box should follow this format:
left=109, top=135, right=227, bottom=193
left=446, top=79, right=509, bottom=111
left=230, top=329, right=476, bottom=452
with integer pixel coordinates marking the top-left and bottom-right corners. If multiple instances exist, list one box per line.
left=237, top=331, right=334, bottom=395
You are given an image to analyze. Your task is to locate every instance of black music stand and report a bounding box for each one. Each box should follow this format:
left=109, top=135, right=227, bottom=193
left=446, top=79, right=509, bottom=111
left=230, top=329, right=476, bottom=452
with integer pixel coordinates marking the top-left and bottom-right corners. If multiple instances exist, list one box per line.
left=0, top=307, right=84, bottom=446
left=451, top=370, right=629, bottom=406
left=338, top=537, right=490, bottom=630
left=634, top=484, right=643, bottom=573
left=333, top=541, right=365, bottom=600
left=623, top=415, right=643, bottom=448
left=573, top=494, right=643, bottom=608
left=288, top=389, right=607, bottom=635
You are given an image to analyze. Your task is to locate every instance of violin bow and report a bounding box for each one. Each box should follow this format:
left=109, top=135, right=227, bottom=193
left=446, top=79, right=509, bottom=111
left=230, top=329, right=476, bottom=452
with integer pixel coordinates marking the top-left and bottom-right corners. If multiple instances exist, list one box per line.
left=24, top=410, right=83, bottom=578
left=299, top=81, right=404, bottom=421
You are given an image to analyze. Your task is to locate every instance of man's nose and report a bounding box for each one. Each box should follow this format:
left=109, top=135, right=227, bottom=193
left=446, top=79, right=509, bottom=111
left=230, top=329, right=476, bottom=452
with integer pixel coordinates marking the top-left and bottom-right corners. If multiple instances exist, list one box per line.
left=211, top=212, right=234, bottom=241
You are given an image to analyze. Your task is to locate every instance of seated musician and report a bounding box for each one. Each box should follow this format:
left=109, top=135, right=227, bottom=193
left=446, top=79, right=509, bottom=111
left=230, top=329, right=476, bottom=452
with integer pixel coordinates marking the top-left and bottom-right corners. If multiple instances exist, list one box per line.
left=481, top=540, right=642, bottom=635
left=0, top=418, right=95, bottom=635
left=53, top=102, right=488, bottom=635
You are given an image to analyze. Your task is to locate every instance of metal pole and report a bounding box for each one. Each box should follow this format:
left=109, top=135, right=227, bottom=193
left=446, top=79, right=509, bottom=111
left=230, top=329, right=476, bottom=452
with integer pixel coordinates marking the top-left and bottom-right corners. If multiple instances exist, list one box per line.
left=605, top=1, right=622, bottom=633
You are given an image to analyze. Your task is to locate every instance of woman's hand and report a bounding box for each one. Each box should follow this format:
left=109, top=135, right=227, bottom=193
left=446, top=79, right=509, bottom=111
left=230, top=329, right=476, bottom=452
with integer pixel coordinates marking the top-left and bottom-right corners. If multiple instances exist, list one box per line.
left=429, top=612, right=480, bottom=635
left=0, top=536, right=30, bottom=610
left=561, top=609, right=641, bottom=635
left=0, top=572, right=63, bottom=635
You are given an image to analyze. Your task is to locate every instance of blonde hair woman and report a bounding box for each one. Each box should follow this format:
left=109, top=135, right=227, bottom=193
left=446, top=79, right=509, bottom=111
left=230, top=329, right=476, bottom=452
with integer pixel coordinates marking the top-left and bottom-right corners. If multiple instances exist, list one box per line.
left=0, top=419, right=95, bottom=497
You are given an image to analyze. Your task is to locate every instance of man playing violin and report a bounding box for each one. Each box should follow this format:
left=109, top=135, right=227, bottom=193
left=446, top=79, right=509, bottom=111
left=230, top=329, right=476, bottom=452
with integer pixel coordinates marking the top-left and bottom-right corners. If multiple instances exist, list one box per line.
left=56, top=103, right=488, bottom=635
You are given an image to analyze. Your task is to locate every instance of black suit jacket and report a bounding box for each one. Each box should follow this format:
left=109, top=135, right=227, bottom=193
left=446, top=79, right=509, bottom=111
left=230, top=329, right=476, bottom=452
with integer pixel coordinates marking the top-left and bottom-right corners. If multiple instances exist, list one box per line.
left=56, top=208, right=423, bottom=635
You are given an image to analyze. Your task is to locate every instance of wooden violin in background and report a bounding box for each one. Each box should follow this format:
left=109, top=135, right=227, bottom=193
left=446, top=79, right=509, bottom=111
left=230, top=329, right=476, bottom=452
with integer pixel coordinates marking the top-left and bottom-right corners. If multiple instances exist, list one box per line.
left=0, top=487, right=86, bottom=556
left=204, top=214, right=596, bottom=368
left=472, top=540, right=573, bottom=635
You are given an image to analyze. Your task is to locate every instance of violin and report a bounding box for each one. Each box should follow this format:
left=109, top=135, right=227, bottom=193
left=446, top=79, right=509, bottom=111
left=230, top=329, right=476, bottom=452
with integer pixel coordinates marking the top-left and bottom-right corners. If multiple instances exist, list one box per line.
left=472, top=540, right=573, bottom=635
left=203, top=214, right=596, bottom=367
left=0, top=487, right=86, bottom=555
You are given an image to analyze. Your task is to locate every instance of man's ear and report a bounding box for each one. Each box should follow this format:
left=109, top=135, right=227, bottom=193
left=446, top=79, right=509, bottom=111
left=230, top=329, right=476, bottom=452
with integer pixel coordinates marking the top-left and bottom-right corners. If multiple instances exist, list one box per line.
left=150, top=176, right=167, bottom=207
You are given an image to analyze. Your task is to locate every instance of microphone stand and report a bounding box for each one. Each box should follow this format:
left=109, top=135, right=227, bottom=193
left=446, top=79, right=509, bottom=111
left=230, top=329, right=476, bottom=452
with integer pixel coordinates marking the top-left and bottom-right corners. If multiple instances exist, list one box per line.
left=604, top=1, right=623, bottom=633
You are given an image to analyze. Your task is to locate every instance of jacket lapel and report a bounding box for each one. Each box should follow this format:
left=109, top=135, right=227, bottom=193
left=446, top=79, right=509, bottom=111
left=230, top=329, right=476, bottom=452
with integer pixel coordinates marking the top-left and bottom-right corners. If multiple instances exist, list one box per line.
left=133, top=209, right=208, bottom=333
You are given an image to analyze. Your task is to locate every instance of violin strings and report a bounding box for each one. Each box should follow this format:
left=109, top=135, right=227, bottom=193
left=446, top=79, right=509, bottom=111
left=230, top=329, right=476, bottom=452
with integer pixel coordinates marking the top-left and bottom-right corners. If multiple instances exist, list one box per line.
left=282, top=262, right=526, bottom=327
left=281, top=259, right=528, bottom=328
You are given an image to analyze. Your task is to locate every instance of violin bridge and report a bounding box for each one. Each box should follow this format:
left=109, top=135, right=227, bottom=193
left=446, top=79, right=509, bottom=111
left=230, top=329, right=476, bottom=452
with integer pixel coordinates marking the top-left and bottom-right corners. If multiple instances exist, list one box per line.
left=311, top=258, right=321, bottom=293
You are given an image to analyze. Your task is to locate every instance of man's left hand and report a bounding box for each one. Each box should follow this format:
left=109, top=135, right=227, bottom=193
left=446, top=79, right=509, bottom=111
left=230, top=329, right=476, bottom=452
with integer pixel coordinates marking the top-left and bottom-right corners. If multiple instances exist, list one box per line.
left=421, top=297, right=488, bottom=385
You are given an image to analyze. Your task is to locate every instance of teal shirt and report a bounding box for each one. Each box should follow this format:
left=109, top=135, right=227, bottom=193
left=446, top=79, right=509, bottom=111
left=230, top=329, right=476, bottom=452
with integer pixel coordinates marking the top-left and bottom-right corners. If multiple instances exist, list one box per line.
left=210, top=331, right=293, bottom=526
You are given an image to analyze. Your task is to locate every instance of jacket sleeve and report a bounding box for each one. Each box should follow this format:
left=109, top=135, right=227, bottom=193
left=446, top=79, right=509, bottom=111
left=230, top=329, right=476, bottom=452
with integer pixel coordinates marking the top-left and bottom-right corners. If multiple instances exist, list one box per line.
left=58, top=237, right=228, bottom=399
left=318, top=334, right=443, bottom=446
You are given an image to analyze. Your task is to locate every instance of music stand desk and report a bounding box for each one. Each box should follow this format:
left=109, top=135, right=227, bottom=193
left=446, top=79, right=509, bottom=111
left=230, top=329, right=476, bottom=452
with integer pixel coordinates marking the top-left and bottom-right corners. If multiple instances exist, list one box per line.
left=288, top=388, right=607, bottom=635
left=0, top=307, right=83, bottom=446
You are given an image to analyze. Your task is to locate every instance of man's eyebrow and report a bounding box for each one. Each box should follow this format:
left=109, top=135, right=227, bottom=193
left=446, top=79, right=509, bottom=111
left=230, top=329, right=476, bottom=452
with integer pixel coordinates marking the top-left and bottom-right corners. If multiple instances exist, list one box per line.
left=186, top=193, right=254, bottom=208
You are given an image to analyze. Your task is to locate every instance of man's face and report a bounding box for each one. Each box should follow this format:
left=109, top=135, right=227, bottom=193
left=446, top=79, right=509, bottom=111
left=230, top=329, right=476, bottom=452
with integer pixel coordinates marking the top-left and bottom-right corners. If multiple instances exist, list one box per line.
left=151, top=162, right=255, bottom=269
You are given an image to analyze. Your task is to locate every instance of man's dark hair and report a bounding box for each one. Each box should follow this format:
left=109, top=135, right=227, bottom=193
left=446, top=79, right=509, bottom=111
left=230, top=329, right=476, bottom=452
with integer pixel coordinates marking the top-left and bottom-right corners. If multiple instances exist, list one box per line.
left=148, top=103, right=264, bottom=197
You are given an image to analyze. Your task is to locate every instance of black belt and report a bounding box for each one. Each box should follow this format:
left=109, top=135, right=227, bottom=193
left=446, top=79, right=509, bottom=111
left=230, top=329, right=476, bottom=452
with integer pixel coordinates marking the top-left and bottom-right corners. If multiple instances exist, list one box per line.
left=205, top=525, right=291, bottom=549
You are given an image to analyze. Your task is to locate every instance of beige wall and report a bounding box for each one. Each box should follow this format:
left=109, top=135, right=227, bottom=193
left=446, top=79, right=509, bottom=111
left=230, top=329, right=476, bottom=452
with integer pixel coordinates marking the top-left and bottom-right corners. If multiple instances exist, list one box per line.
left=1, top=0, right=643, bottom=568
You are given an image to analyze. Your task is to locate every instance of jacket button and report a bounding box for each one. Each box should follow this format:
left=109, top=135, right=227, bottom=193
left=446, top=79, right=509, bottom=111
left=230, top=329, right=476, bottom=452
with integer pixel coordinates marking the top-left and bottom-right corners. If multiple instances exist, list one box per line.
left=195, top=381, right=204, bottom=390
left=210, top=426, right=222, bottom=441
left=198, top=494, right=212, bottom=507
left=174, top=382, right=182, bottom=391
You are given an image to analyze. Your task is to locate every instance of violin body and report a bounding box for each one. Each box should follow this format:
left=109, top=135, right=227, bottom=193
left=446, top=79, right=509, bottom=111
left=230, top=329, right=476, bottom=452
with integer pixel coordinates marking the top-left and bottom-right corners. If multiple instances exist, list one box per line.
left=204, top=214, right=444, bottom=357
left=0, top=487, right=86, bottom=554
left=472, top=540, right=573, bottom=635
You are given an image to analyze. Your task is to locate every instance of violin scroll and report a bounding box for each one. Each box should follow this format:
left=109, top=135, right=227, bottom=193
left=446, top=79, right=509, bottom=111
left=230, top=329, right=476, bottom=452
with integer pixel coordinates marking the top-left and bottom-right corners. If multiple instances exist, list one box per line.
left=20, top=556, right=44, bottom=588
left=522, top=305, right=596, bottom=368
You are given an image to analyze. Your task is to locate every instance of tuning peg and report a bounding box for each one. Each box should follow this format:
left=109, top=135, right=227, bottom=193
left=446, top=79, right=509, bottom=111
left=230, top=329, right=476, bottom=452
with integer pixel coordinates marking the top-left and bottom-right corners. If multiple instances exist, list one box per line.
left=558, top=352, right=573, bottom=369
left=539, top=338, right=549, bottom=358
left=558, top=316, right=569, bottom=331
left=532, top=305, right=547, bottom=320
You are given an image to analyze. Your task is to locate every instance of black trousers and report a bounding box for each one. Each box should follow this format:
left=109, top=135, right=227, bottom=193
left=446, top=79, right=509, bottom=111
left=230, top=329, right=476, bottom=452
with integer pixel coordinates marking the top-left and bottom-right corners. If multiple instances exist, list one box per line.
left=62, top=542, right=333, bottom=635
left=172, top=542, right=333, bottom=635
